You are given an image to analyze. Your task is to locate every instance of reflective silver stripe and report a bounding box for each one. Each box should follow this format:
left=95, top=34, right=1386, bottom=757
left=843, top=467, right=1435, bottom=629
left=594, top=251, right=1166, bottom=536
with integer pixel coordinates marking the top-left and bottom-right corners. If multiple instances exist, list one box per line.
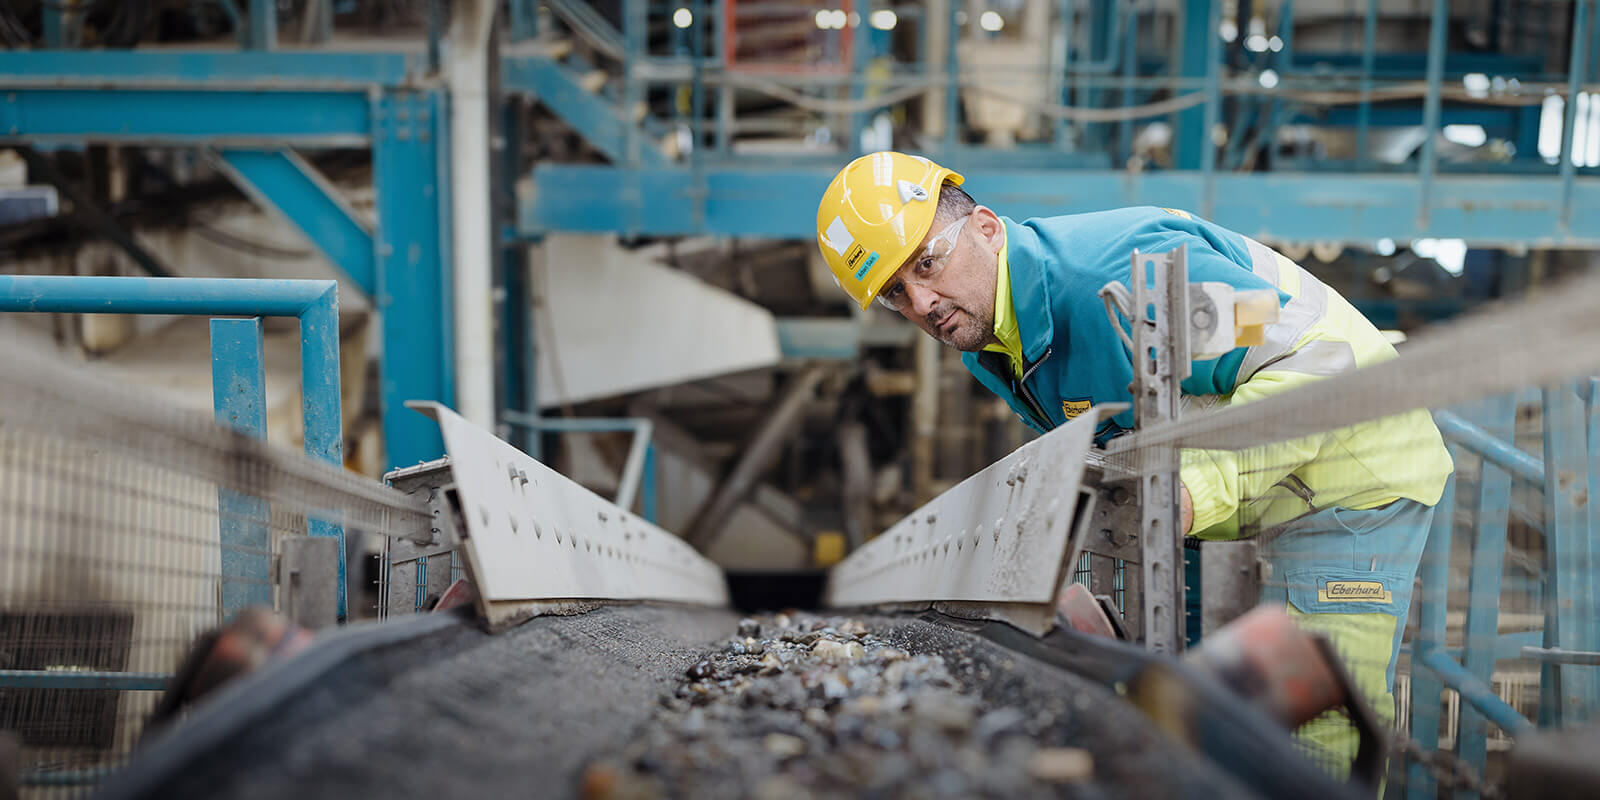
left=1238, top=251, right=1332, bottom=380
left=1255, top=338, right=1357, bottom=377
left=1242, top=237, right=1281, bottom=284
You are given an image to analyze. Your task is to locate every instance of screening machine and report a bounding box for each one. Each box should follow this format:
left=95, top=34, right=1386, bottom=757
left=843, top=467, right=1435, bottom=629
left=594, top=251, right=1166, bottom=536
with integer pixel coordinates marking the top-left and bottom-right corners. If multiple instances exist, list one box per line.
left=3, top=261, right=1600, bottom=799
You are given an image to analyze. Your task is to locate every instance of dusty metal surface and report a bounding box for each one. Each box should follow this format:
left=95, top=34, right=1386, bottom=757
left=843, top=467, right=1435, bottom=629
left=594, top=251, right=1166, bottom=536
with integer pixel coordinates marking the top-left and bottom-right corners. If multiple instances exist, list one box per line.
left=98, top=606, right=1267, bottom=800
left=823, top=408, right=1103, bottom=610
left=417, top=403, right=728, bottom=623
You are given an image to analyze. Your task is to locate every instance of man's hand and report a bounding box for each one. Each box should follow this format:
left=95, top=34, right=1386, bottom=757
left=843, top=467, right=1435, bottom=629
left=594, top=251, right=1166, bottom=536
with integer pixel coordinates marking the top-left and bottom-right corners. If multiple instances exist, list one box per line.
left=1180, top=482, right=1194, bottom=534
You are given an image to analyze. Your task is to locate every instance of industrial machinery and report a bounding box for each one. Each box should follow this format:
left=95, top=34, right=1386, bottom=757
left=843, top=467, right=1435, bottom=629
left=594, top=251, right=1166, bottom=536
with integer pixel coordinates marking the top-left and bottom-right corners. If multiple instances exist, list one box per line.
left=4, top=254, right=1599, bottom=798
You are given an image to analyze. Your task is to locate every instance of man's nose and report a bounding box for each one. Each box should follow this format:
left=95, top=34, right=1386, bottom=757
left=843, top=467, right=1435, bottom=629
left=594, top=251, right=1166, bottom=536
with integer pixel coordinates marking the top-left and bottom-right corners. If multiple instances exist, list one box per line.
left=906, top=283, right=941, bottom=318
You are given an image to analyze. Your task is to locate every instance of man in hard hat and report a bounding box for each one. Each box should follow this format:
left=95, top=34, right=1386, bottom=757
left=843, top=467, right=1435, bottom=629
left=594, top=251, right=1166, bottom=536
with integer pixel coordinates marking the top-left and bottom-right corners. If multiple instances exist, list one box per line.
left=814, top=151, right=1453, bottom=774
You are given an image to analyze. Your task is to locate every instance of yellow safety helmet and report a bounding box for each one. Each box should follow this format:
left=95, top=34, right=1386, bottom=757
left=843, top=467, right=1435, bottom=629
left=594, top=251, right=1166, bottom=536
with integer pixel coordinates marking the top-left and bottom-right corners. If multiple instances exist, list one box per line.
left=815, top=151, right=965, bottom=309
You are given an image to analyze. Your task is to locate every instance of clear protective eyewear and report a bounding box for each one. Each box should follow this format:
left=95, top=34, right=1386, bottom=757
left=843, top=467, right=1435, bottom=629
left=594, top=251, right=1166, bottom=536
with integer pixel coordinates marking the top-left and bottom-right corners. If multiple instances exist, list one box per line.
left=874, top=213, right=973, bottom=311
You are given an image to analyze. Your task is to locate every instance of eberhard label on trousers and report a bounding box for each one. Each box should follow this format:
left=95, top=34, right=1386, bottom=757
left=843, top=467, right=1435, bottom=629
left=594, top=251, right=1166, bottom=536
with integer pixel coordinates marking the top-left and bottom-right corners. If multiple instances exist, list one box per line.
left=1318, top=580, right=1392, bottom=603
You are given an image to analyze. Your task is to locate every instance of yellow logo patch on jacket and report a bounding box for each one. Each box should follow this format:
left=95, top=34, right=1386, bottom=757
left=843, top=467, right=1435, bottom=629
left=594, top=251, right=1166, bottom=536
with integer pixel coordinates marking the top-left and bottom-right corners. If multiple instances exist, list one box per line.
left=1159, top=207, right=1193, bottom=220
left=1318, top=580, right=1392, bottom=603
left=1061, top=399, right=1092, bottom=420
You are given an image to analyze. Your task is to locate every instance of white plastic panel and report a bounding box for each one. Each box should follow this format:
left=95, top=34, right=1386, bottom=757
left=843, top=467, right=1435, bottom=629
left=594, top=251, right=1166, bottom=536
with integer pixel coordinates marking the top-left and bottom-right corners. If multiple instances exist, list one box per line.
left=533, top=234, right=782, bottom=407
left=824, top=409, right=1102, bottom=607
left=424, top=404, right=728, bottom=606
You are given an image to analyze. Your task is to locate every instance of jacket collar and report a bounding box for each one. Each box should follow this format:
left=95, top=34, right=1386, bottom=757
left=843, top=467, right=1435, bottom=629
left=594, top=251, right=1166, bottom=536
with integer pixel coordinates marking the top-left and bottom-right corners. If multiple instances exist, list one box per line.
left=999, top=218, right=1056, bottom=365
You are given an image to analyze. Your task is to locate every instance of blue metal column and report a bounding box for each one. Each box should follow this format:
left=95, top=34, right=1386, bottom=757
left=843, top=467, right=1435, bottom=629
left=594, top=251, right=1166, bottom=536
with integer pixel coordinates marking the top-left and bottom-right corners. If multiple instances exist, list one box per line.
left=1589, top=377, right=1600, bottom=653
left=372, top=89, right=452, bottom=470
left=299, top=284, right=347, bottom=618
left=210, top=318, right=274, bottom=617
left=1456, top=396, right=1517, bottom=797
left=215, top=148, right=378, bottom=296
left=247, top=0, right=277, bottom=50
left=1356, top=0, right=1377, bottom=164
left=1406, top=443, right=1458, bottom=800
left=1560, top=1, right=1594, bottom=229
left=1417, top=0, right=1448, bottom=227
left=1540, top=384, right=1598, bottom=724
left=1173, top=0, right=1214, bottom=170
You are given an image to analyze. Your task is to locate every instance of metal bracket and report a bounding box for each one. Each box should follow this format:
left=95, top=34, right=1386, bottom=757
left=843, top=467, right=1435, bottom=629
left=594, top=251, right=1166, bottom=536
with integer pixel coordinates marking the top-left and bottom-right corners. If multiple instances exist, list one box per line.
left=1130, top=247, right=1189, bottom=655
left=278, top=537, right=340, bottom=630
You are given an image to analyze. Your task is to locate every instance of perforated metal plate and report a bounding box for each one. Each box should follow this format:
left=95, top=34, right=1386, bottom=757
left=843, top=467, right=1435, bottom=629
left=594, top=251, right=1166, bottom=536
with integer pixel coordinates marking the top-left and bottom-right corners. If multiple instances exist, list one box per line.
left=419, top=404, right=728, bottom=607
left=824, top=409, right=1103, bottom=608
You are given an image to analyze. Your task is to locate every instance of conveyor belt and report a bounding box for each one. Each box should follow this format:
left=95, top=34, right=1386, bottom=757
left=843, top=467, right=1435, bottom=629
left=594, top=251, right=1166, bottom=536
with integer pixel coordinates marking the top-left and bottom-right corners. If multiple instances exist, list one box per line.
left=95, top=606, right=1295, bottom=800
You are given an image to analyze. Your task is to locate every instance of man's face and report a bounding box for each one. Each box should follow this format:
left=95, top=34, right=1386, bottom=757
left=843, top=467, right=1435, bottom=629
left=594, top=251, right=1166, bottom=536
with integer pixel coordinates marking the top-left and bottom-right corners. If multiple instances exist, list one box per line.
left=880, top=207, right=1003, bottom=351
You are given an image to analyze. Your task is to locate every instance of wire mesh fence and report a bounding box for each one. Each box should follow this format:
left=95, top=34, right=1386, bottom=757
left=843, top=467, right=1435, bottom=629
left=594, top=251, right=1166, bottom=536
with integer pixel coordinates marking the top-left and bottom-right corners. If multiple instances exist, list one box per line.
left=0, top=345, right=431, bottom=795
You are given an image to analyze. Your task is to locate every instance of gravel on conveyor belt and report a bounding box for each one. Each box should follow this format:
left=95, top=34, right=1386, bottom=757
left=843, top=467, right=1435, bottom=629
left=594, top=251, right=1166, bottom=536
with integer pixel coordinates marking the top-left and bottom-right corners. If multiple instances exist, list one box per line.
left=100, top=606, right=1255, bottom=800
left=581, top=611, right=1253, bottom=800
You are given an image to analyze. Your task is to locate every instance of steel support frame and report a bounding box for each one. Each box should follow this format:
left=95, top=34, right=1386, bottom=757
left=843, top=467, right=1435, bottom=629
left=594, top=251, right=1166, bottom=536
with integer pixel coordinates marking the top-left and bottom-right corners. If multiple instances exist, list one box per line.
left=522, top=164, right=1600, bottom=246
left=0, top=275, right=349, bottom=684
left=213, top=148, right=377, bottom=295
left=1129, top=248, right=1189, bottom=655
left=1540, top=384, right=1599, bottom=725
left=1407, top=440, right=1458, bottom=799
left=0, top=52, right=455, bottom=472
left=1456, top=395, right=1519, bottom=787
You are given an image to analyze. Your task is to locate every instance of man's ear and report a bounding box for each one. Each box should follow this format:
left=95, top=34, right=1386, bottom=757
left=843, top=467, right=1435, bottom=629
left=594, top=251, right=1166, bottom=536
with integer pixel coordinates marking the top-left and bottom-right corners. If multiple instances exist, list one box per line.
left=974, top=206, right=1005, bottom=253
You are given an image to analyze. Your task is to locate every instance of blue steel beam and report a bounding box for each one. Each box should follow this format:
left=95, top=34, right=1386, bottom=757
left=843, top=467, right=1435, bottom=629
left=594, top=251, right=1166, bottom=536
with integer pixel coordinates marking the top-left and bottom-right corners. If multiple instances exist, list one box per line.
left=0, top=89, right=371, bottom=145
left=298, top=284, right=348, bottom=618
left=1415, top=646, right=1537, bottom=738
left=247, top=0, right=277, bottom=50
left=0, top=275, right=335, bottom=316
left=372, top=90, right=451, bottom=470
left=523, top=165, right=1600, bottom=245
left=215, top=148, right=377, bottom=297
left=1434, top=409, right=1545, bottom=485
left=211, top=318, right=275, bottom=617
left=1541, top=385, right=1600, bottom=725
left=1456, top=396, right=1517, bottom=796
left=500, top=57, right=668, bottom=167
left=0, top=51, right=421, bottom=88
left=1407, top=443, right=1457, bottom=800
left=1590, top=378, right=1600, bottom=654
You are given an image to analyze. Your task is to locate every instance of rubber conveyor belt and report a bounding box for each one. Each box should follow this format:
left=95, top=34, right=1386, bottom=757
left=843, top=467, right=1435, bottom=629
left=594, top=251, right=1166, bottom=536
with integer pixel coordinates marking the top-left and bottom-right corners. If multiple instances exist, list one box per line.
left=99, top=606, right=1285, bottom=800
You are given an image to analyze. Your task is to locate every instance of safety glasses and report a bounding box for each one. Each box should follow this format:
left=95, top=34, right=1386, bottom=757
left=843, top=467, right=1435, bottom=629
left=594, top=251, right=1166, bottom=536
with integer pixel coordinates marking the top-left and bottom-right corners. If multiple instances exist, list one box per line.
left=874, top=213, right=972, bottom=312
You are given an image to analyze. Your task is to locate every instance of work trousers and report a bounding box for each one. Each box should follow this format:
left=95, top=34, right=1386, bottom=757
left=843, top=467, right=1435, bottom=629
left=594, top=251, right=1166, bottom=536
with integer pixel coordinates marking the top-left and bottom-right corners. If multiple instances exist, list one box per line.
left=1256, top=498, right=1436, bottom=779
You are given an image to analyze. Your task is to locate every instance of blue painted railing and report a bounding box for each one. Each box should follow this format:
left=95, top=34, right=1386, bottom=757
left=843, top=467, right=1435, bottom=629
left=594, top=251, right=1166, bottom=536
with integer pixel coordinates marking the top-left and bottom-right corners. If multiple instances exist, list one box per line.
left=0, top=275, right=349, bottom=680
left=1409, top=387, right=1600, bottom=798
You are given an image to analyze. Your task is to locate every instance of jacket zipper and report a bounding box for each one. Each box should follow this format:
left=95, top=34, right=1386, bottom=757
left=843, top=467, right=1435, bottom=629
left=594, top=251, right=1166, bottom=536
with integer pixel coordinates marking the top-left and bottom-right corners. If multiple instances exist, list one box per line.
left=1013, top=347, right=1054, bottom=430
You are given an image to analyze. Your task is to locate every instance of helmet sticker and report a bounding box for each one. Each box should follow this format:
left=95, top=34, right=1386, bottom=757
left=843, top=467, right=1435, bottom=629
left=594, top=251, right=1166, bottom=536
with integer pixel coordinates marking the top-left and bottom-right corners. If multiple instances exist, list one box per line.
left=822, top=216, right=854, bottom=256
left=897, top=180, right=929, bottom=204
left=853, top=251, right=880, bottom=281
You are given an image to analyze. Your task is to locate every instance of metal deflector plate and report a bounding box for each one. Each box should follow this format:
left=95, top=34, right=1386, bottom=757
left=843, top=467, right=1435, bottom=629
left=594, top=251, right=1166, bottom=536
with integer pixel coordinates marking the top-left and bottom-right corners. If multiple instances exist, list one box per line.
left=824, top=409, right=1103, bottom=608
left=419, top=403, right=728, bottom=607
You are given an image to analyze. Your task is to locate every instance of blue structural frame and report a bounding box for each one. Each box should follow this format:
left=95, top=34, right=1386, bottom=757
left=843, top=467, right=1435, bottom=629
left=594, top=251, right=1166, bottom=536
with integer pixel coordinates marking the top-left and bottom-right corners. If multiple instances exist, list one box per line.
left=0, top=51, right=452, bottom=472
left=0, top=275, right=350, bottom=622
left=505, top=0, right=1600, bottom=245
left=0, top=274, right=352, bottom=769
left=1409, top=387, right=1600, bottom=798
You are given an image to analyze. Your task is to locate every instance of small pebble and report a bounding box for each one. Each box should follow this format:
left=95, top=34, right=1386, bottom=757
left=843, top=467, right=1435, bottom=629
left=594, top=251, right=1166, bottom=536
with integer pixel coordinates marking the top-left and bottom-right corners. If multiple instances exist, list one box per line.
left=686, top=660, right=714, bottom=680
left=1027, top=747, right=1094, bottom=782
left=763, top=733, right=807, bottom=758
left=811, top=639, right=848, bottom=660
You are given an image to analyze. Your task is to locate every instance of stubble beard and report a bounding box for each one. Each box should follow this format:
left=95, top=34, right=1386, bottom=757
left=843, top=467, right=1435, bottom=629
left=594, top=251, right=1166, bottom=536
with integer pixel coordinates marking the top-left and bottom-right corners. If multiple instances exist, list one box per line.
left=934, top=307, right=994, bottom=352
